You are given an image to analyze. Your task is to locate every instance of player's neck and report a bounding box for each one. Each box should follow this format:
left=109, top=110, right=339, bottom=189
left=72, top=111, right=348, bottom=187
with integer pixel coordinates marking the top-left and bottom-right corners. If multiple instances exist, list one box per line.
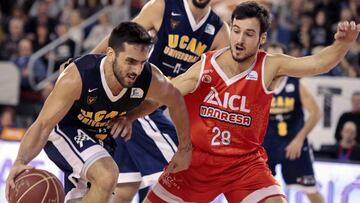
left=225, top=50, right=257, bottom=75
left=187, top=0, right=210, bottom=23
left=104, top=60, right=124, bottom=95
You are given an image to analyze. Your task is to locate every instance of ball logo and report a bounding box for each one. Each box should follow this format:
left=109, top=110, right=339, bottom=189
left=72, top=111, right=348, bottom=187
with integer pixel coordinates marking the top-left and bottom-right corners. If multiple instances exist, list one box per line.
left=202, top=74, right=212, bottom=83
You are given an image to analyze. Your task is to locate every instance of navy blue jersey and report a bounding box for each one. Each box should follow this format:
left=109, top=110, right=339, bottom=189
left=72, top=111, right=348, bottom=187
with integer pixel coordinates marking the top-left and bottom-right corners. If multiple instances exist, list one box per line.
left=59, top=54, right=152, bottom=135
left=265, top=77, right=304, bottom=142
left=149, top=0, right=223, bottom=77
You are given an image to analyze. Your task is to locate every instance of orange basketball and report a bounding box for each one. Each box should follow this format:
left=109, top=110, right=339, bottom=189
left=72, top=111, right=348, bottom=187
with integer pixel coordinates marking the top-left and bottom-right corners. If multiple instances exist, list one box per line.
left=8, top=168, right=65, bottom=203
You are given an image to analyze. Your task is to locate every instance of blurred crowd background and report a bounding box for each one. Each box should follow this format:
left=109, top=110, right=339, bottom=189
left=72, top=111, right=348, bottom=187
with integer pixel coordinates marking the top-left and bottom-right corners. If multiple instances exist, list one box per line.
left=0, top=0, right=359, bottom=162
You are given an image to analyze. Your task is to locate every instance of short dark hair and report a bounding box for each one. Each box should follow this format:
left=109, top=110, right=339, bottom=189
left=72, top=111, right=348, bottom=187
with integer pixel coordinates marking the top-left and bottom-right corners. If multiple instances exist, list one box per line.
left=231, top=1, right=271, bottom=34
left=108, top=22, right=154, bottom=53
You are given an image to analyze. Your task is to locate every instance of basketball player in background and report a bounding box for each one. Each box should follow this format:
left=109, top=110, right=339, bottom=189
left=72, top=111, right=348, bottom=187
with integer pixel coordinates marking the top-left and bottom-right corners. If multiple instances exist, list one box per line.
left=5, top=22, right=192, bottom=203
left=263, top=43, right=324, bottom=203
left=115, top=1, right=359, bottom=202
left=92, top=0, right=230, bottom=201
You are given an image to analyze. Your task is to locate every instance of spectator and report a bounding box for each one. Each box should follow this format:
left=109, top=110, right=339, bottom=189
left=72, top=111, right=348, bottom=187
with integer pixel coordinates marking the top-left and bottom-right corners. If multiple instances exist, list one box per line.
left=310, top=9, right=332, bottom=48
left=320, top=121, right=360, bottom=161
left=78, top=0, right=103, bottom=19
left=48, top=23, right=75, bottom=70
left=335, top=91, right=360, bottom=142
left=32, top=24, right=52, bottom=52
left=67, top=10, right=84, bottom=45
left=25, top=0, right=57, bottom=40
left=83, top=14, right=112, bottom=51
left=267, top=12, right=290, bottom=48
left=0, top=107, right=15, bottom=132
left=0, top=18, right=25, bottom=60
left=291, top=12, right=312, bottom=54
left=13, top=38, right=47, bottom=90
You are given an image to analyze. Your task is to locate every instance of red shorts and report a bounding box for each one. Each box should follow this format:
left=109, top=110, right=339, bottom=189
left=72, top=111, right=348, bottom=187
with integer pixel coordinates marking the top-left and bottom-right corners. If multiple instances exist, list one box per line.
left=148, top=147, right=285, bottom=203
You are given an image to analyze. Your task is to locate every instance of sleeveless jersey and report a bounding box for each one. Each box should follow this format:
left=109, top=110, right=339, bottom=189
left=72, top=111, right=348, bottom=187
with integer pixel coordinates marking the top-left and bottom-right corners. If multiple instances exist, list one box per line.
left=184, top=48, right=273, bottom=156
left=59, top=54, right=152, bottom=135
left=265, top=77, right=304, bottom=141
left=149, top=0, right=223, bottom=77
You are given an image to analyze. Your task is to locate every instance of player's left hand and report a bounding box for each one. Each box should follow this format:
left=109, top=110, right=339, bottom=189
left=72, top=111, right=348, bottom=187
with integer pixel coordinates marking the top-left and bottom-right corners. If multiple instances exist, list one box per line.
left=166, top=142, right=192, bottom=173
left=108, top=116, right=133, bottom=141
left=334, top=21, right=360, bottom=44
left=285, top=136, right=304, bottom=160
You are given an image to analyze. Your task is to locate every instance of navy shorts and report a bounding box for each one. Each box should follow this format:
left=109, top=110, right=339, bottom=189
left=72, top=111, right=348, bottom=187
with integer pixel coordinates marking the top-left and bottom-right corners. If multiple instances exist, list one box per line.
left=263, top=139, right=319, bottom=193
left=113, top=109, right=178, bottom=188
left=44, top=124, right=112, bottom=201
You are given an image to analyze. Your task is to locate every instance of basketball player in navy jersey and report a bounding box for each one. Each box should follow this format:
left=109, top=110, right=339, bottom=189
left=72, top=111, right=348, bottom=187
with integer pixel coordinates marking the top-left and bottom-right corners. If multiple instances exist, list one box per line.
left=5, top=22, right=192, bottom=203
left=263, top=43, right=324, bottom=203
left=92, top=0, right=230, bottom=201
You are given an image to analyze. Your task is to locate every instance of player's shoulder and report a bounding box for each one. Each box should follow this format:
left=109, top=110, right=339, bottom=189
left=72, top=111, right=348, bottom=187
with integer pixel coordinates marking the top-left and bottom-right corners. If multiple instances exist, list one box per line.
left=145, top=0, right=165, bottom=12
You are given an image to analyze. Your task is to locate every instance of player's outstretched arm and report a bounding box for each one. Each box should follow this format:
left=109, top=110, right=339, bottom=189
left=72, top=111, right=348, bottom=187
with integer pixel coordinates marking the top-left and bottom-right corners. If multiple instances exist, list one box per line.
left=91, top=0, right=164, bottom=54
left=272, top=21, right=360, bottom=78
left=5, top=64, right=81, bottom=201
left=285, top=82, right=322, bottom=160
left=171, top=59, right=202, bottom=96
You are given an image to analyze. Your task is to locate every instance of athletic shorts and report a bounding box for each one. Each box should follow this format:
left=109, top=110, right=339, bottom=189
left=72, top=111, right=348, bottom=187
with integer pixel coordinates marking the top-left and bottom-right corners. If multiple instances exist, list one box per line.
left=148, top=147, right=285, bottom=203
left=113, top=109, right=178, bottom=187
left=263, top=138, right=318, bottom=193
left=44, top=124, right=112, bottom=202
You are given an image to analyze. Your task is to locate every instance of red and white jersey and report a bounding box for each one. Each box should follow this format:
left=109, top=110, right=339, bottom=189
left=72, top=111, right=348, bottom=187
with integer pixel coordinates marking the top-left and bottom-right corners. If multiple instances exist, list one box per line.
left=184, top=48, right=273, bottom=156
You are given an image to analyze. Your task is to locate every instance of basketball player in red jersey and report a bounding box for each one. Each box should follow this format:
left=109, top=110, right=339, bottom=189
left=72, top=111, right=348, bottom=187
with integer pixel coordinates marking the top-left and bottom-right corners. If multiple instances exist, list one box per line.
left=116, top=1, right=360, bottom=202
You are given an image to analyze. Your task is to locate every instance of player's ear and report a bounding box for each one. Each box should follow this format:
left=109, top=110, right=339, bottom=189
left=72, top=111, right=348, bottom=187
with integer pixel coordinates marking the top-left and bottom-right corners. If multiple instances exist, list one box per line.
left=260, top=32, right=267, bottom=45
left=106, top=47, right=116, bottom=62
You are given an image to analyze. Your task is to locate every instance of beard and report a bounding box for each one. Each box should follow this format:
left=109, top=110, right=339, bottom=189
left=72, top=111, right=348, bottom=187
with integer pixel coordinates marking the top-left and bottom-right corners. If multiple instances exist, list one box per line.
left=112, top=60, right=133, bottom=88
left=192, top=0, right=210, bottom=9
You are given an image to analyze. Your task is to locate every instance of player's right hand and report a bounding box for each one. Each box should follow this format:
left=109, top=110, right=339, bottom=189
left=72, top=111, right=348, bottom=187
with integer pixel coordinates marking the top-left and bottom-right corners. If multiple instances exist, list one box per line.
left=5, top=161, right=33, bottom=201
left=166, top=142, right=192, bottom=173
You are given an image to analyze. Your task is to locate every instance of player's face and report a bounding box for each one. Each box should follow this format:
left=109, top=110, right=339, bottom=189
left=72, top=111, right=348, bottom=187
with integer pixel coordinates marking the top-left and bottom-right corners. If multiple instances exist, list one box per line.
left=112, top=43, right=149, bottom=88
left=192, top=0, right=211, bottom=9
left=230, top=18, right=265, bottom=63
left=351, top=94, right=360, bottom=112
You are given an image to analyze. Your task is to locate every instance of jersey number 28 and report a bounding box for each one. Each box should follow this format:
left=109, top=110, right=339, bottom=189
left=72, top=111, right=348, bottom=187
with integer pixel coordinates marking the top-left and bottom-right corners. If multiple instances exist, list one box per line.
left=211, top=126, right=231, bottom=146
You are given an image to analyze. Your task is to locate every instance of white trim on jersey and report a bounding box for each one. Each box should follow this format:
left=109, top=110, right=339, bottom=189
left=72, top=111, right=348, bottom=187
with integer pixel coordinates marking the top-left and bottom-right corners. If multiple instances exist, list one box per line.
left=100, top=56, right=128, bottom=102
left=117, top=172, right=142, bottom=183
left=286, top=184, right=319, bottom=194
left=273, top=76, right=289, bottom=95
left=50, top=126, right=111, bottom=181
left=49, top=129, right=84, bottom=179
left=183, top=0, right=211, bottom=32
left=140, top=171, right=163, bottom=189
left=152, top=182, right=187, bottom=202
left=261, top=54, right=275, bottom=95
left=138, top=116, right=177, bottom=162
left=210, top=47, right=255, bottom=86
left=241, top=185, right=284, bottom=203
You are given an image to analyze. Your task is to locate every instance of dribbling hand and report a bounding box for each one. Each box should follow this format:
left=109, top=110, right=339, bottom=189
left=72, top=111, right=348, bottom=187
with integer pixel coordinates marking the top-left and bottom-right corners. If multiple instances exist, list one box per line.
left=5, top=161, right=33, bottom=201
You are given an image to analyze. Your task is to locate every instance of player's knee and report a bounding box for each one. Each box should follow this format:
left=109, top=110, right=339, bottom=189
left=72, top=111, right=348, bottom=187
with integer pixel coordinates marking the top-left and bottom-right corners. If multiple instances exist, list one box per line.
left=88, top=158, right=119, bottom=191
